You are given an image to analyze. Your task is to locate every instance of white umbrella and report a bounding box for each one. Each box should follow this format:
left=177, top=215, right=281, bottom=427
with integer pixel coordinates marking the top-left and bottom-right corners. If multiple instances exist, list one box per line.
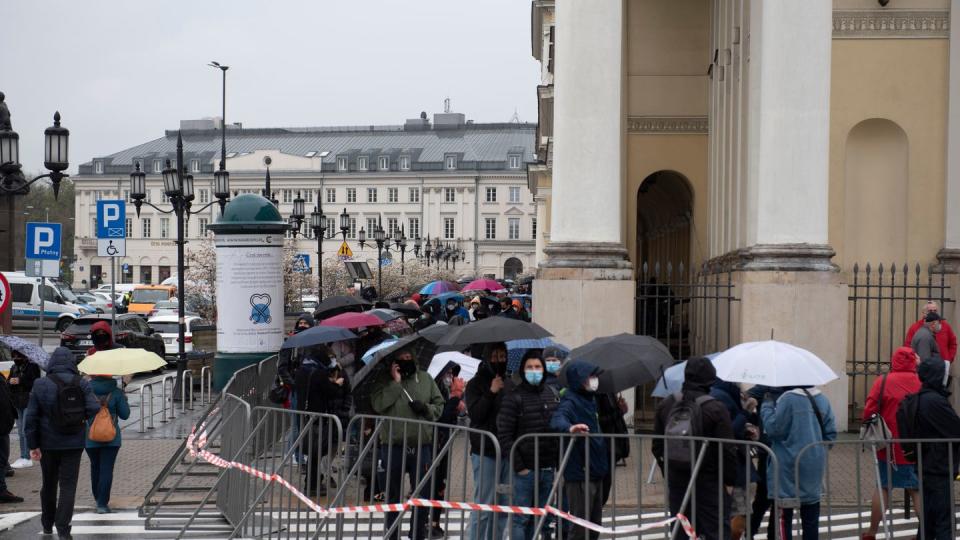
left=713, top=340, right=838, bottom=387
left=428, top=351, right=481, bottom=382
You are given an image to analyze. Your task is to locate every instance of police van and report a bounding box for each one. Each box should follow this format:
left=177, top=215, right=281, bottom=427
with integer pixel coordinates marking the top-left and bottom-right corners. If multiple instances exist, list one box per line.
left=5, top=272, right=89, bottom=332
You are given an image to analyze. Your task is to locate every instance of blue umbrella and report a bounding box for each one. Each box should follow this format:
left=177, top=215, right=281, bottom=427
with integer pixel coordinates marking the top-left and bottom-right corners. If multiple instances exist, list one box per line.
left=0, top=335, right=50, bottom=371
left=651, top=352, right=720, bottom=398
left=361, top=339, right=400, bottom=365
left=281, top=326, right=358, bottom=350
left=506, top=338, right=566, bottom=373
left=423, top=292, right=466, bottom=306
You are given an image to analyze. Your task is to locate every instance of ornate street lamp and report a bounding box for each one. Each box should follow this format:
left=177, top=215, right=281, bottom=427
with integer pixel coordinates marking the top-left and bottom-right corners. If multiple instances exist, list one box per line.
left=413, top=235, right=422, bottom=258
left=423, top=235, right=432, bottom=263
left=310, top=199, right=328, bottom=300
left=1, top=109, right=70, bottom=198
left=338, top=207, right=350, bottom=242
left=393, top=225, right=408, bottom=275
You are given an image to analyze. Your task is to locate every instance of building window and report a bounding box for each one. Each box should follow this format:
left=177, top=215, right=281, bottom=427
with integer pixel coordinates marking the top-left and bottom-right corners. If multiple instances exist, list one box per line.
left=304, top=190, right=314, bottom=203
left=347, top=188, right=357, bottom=203
left=485, top=187, right=497, bottom=203
left=388, top=187, right=398, bottom=203
left=408, top=217, right=420, bottom=239
left=444, top=218, right=455, bottom=239
left=145, top=189, right=151, bottom=203
left=378, top=156, right=389, bottom=171
left=160, top=218, right=170, bottom=239
left=409, top=187, right=420, bottom=203
left=508, top=218, right=520, bottom=240
left=337, top=156, right=348, bottom=171
left=509, top=186, right=521, bottom=203
left=325, top=218, right=337, bottom=237
left=153, top=160, right=162, bottom=173
left=357, top=156, right=368, bottom=171
left=485, top=218, right=497, bottom=240
left=508, top=155, right=521, bottom=169
left=122, top=189, right=129, bottom=202
left=532, top=217, right=537, bottom=240
left=445, top=155, right=457, bottom=170
left=282, top=189, right=293, bottom=204
left=190, top=159, right=200, bottom=172
left=326, top=188, right=336, bottom=203
left=198, top=189, right=209, bottom=204
left=347, top=218, right=357, bottom=239
left=444, top=188, right=455, bottom=203
left=387, top=217, right=399, bottom=237
left=94, top=161, right=103, bottom=174
left=199, top=218, right=209, bottom=237
left=366, top=218, right=378, bottom=235
left=161, top=191, right=169, bottom=203
left=142, top=218, right=152, bottom=238
left=399, top=156, right=411, bottom=171
left=367, top=187, right=378, bottom=203
left=125, top=218, right=132, bottom=238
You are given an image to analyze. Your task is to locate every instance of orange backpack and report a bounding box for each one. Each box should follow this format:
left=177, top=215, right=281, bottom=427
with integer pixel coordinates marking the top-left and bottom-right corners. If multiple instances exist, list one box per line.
left=89, top=395, right=116, bottom=443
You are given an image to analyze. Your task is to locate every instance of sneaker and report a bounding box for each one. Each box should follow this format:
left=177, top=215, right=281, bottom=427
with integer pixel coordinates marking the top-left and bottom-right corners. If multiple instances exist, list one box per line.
left=429, top=525, right=445, bottom=538
left=0, top=491, right=24, bottom=503
left=10, top=458, right=33, bottom=469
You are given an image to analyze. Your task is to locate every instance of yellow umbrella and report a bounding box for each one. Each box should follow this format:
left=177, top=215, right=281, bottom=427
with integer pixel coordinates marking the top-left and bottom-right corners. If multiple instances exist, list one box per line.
left=77, top=348, right=166, bottom=376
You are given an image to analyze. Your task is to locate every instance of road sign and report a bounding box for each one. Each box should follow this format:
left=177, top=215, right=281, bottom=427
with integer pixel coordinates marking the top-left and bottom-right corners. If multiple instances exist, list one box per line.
left=25, top=222, right=61, bottom=260
left=0, top=272, right=10, bottom=315
left=292, top=253, right=311, bottom=273
left=96, top=200, right=127, bottom=239
left=122, top=263, right=130, bottom=272
left=337, top=241, right=353, bottom=259
left=25, top=259, right=59, bottom=278
left=97, top=238, right=127, bottom=257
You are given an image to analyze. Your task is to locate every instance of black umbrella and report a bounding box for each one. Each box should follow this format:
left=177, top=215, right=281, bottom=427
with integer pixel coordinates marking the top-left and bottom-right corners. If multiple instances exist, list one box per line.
left=351, top=334, right=438, bottom=412
left=389, top=302, right=422, bottom=319
left=313, top=295, right=372, bottom=319
left=368, top=308, right=405, bottom=323
left=433, top=317, right=551, bottom=348
left=560, top=333, right=673, bottom=394
left=281, top=326, right=358, bottom=350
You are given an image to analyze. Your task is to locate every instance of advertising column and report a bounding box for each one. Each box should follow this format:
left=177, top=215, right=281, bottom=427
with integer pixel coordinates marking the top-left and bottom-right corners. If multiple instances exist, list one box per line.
left=208, top=194, right=288, bottom=391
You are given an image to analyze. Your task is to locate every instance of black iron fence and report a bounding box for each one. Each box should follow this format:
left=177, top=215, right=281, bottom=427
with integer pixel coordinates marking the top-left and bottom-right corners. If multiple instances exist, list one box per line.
left=846, top=263, right=953, bottom=421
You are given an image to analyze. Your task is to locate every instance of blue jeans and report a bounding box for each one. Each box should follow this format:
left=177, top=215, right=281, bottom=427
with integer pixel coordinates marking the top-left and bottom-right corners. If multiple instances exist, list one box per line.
left=467, top=453, right=509, bottom=540
left=86, top=446, right=120, bottom=509
left=16, top=408, right=28, bottom=460
left=510, top=468, right=556, bottom=540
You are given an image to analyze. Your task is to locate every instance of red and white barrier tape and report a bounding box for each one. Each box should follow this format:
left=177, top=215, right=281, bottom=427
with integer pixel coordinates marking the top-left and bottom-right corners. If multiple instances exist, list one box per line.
left=187, top=424, right=698, bottom=537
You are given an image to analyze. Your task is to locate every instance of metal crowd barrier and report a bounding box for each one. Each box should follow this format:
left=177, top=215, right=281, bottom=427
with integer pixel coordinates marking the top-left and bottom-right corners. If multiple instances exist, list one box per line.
left=133, top=374, right=176, bottom=433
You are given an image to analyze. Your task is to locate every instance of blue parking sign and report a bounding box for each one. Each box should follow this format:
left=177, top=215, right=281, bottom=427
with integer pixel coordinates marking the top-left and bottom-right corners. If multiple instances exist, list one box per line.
left=25, top=222, right=61, bottom=260
left=293, top=253, right=311, bottom=273
left=96, top=200, right=126, bottom=239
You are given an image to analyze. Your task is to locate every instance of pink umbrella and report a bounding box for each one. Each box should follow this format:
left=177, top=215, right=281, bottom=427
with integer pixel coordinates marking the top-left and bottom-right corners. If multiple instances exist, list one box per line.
left=319, top=311, right=386, bottom=329
left=462, top=278, right=507, bottom=293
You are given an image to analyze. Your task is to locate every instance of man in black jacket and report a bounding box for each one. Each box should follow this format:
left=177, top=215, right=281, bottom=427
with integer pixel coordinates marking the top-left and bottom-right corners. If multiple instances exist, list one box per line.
left=914, top=359, right=960, bottom=540
left=8, top=350, right=41, bottom=469
left=0, top=371, right=23, bottom=503
left=653, top=357, right=737, bottom=540
left=296, top=348, right=351, bottom=496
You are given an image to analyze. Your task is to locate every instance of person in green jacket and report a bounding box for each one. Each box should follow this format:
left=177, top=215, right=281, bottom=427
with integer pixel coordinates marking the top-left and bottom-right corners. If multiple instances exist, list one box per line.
left=85, top=376, right=130, bottom=514
left=370, top=348, right=444, bottom=540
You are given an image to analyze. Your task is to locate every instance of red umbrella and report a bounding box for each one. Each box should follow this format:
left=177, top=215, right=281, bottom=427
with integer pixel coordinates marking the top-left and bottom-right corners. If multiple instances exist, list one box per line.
left=319, top=311, right=386, bottom=329
left=462, top=278, right=507, bottom=293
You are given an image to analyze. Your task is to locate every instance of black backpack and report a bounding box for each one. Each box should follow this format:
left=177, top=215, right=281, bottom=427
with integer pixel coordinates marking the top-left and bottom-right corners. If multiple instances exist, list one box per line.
left=896, top=391, right=922, bottom=462
left=51, top=375, right=88, bottom=434
left=664, top=393, right=714, bottom=466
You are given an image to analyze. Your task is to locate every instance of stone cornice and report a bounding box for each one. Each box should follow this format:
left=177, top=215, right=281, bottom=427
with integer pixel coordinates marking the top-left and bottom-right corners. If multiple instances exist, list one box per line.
left=833, top=9, right=949, bottom=39
left=627, top=116, right=708, bottom=135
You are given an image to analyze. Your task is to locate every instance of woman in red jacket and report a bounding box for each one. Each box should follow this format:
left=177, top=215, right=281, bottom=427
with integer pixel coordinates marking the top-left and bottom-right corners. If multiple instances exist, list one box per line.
left=860, top=346, right=922, bottom=540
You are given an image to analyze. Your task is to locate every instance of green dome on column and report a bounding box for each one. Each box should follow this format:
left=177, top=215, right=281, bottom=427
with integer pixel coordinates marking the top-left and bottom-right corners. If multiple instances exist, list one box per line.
left=208, top=193, right=288, bottom=234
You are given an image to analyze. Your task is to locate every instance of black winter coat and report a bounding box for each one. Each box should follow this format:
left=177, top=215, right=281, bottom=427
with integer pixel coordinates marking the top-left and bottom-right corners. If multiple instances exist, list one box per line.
left=8, top=361, right=41, bottom=410
left=24, top=348, right=100, bottom=450
left=915, top=359, right=960, bottom=477
left=296, top=358, right=353, bottom=455
left=596, top=393, right=630, bottom=462
left=465, top=362, right=504, bottom=457
left=0, top=375, right=15, bottom=435
left=497, top=378, right=559, bottom=472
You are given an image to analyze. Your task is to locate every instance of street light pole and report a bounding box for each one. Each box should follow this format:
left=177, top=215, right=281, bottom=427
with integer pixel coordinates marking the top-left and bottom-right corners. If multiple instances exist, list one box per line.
left=208, top=62, right=229, bottom=170
left=310, top=196, right=328, bottom=301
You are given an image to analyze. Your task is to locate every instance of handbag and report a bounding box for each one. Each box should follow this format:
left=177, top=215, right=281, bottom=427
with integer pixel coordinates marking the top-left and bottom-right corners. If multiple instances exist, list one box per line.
left=89, top=395, right=117, bottom=443
left=859, top=374, right=893, bottom=443
left=268, top=378, right=289, bottom=405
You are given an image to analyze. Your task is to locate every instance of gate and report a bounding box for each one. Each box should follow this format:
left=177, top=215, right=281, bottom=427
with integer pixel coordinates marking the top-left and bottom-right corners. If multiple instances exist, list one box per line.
left=846, top=262, right=953, bottom=422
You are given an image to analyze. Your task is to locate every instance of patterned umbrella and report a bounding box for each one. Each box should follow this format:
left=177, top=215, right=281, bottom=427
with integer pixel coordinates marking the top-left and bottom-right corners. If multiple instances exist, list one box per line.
left=462, top=278, right=507, bottom=293
left=506, top=338, right=566, bottom=373
left=0, top=335, right=50, bottom=371
left=419, top=280, right=461, bottom=296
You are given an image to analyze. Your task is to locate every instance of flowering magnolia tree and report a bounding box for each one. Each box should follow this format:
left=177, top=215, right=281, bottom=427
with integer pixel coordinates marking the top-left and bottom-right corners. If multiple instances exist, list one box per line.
left=319, top=257, right=458, bottom=300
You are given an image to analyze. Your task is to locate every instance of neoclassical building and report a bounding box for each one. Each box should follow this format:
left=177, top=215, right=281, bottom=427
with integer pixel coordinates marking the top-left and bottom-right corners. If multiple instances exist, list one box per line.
left=72, top=110, right=537, bottom=289
left=529, top=0, right=960, bottom=429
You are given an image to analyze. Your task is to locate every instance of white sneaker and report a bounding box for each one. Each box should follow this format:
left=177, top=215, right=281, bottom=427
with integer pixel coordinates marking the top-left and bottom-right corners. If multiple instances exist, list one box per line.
left=10, top=458, right=32, bottom=469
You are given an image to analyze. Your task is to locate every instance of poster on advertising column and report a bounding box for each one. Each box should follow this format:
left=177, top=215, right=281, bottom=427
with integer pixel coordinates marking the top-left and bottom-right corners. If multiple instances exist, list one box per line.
left=214, top=234, right=284, bottom=353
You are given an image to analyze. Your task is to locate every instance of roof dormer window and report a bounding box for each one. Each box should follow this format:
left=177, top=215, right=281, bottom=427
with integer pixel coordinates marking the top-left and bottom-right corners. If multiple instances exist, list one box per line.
left=337, top=156, right=348, bottom=171
left=445, top=154, right=457, bottom=170
left=378, top=156, right=390, bottom=171
left=358, top=156, right=368, bottom=171
left=94, top=161, right=104, bottom=174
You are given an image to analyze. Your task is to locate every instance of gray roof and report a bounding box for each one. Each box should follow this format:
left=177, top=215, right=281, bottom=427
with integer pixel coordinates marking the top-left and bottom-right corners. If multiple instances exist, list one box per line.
left=79, top=122, right=537, bottom=176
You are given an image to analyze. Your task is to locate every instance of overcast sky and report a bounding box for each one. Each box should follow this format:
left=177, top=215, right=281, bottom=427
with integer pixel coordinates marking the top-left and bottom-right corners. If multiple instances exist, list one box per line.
left=4, top=0, right=539, bottom=174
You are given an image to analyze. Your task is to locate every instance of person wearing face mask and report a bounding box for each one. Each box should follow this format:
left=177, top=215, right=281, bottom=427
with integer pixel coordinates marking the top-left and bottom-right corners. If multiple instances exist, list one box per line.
left=444, top=299, right=470, bottom=322
left=541, top=346, right=567, bottom=396
left=464, top=342, right=510, bottom=540
left=904, top=301, right=957, bottom=362
left=550, top=359, right=608, bottom=540
left=429, top=363, right=466, bottom=538
left=86, top=321, right=122, bottom=358
left=911, top=311, right=952, bottom=388
left=277, top=313, right=317, bottom=465
left=497, top=350, right=559, bottom=540
left=370, top=348, right=444, bottom=540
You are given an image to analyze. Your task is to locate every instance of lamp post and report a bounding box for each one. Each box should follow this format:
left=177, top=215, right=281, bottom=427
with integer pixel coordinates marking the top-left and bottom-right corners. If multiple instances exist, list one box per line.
left=358, top=216, right=391, bottom=301
left=423, top=235, right=432, bottom=265
left=129, top=132, right=229, bottom=398
left=310, top=199, right=337, bottom=301
left=413, top=235, right=422, bottom=259
left=208, top=62, right=229, bottom=171
left=393, top=225, right=408, bottom=275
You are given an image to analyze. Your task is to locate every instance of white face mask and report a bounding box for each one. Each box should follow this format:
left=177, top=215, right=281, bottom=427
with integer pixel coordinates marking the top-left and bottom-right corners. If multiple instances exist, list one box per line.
left=586, top=376, right=599, bottom=392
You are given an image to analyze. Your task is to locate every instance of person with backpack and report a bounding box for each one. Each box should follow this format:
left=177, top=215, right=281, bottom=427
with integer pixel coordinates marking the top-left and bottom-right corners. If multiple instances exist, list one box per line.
left=760, top=384, right=837, bottom=540
left=0, top=369, right=24, bottom=503
left=8, top=350, right=41, bottom=470
left=652, top=357, right=737, bottom=540
left=497, top=350, right=560, bottom=540
left=550, top=359, right=608, bottom=540
left=85, top=375, right=130, bottom=514
left=898, top=358, right=960, bottom=540
left=860, top=347, right=921, bottom=540
left=24, top=347, right=100, bottom=539
left=295, top=346, right=351, bottom=496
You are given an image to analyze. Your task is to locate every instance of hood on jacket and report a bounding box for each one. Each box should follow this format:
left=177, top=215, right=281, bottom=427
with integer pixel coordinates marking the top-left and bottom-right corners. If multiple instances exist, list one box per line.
left=564, top=359, right=600, bottom=392
left=47, top=347, right=79, bottom=375
left=682, top=356, right=717, bottom=393
left=918, top=358, right=945, bottom=389
left=433, top=361, right=461, bottom=384
left=90, top=376, right=119, bottom=394
left=891, top=346, right=918, bottom=373
left=293, top=313, right=316, bottom=334
left=90, top=320, right=114, bottom=347
left=712, top=379, right=741, bottom=403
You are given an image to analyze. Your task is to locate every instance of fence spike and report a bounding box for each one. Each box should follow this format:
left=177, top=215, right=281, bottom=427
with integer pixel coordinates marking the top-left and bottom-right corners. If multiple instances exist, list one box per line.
left=678, top=261, right=685, bottom=277
left=642, top=261, right=648, bottom=275
left=902, top=263, right=909, bottom=275
left=654, top=261, right=661, bottom=276
left=890, top=262, right=897, bottom=277
left=877, top=262, right=884, bottom=275
left=915, top=262, right=922, bottom=276
left=865, top=262, right=872, bottom=275
left=853, top=262, right=859, bottom=273
left=666, top=261, right=673, bottom=278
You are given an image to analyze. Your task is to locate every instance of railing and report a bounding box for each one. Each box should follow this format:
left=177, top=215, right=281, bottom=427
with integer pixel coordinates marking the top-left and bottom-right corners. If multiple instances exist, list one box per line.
left=132, top=374, right=175, bottom=433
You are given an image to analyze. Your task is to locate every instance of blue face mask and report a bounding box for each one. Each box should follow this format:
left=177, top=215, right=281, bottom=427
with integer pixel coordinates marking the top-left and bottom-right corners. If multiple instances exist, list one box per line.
left=524, top=371, right=544, bottom=385
left=545, top=361, right=561, bottom=374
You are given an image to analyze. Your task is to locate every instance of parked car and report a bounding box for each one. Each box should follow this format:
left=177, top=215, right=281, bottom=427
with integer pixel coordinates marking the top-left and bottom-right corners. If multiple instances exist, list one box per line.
left=301, top=295, right=320, bottom=312
left=127, top=285, right=176, bottom=317
left=146, top=299, right=200, bottom=319
left=75, top=291, right=114, bottom=313
left=5, top=271, right=88, bottom=331
left=59, top=313, right=166, bottom=362
left=60, top=288, right=101, bottom=314
left=147, top=315, right=211, bottom=362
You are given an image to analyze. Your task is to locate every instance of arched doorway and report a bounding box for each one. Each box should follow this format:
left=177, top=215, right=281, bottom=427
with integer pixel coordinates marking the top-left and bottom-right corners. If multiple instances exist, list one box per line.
left=636, top=170, right=694, bottom=269
left=503, top=257, right=523, bottom=280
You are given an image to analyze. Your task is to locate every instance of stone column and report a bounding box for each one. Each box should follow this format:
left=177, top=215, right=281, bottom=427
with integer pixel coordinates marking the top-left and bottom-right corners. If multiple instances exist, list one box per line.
left=533, top=0, right=635, bottom=418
